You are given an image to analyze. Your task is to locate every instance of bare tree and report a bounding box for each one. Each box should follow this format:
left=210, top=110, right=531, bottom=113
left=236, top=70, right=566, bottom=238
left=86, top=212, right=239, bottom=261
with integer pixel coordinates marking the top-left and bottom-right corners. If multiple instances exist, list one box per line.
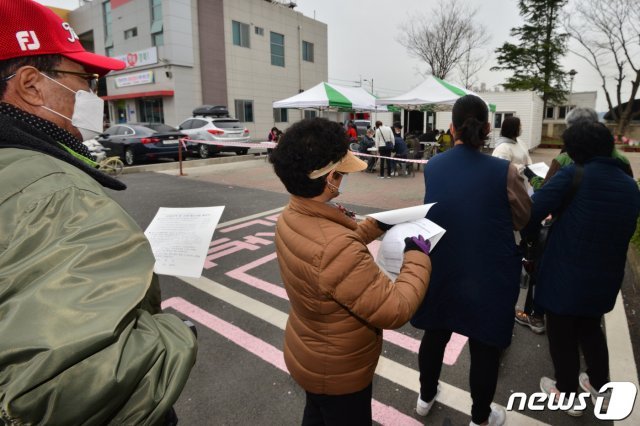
left=457, top=50, right=489, bottom=89
left=564, top=0, right=640, bottom=136
left=397, top=0, right=490, bottom=81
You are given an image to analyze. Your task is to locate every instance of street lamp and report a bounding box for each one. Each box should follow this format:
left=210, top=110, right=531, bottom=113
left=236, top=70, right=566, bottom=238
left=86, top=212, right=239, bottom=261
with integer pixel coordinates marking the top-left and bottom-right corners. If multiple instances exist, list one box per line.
left=363, top=78, right=374, bottom=96
left=568, top=69, right=577, bottom=107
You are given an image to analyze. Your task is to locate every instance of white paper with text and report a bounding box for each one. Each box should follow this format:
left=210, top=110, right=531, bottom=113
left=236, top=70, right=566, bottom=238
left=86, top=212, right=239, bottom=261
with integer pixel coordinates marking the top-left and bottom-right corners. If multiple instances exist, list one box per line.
left=376, top=218, right=446, bottom=279
left=144, top=206, right=225, bottom=278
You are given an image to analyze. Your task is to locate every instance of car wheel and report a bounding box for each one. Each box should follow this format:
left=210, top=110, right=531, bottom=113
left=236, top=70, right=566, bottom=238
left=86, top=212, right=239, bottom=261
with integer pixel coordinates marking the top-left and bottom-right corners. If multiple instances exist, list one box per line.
left=237, top=148, right=249, bottom=155
left=199, top=143, right=210, bottom=159
left=124, top=148, right=135, bottom=166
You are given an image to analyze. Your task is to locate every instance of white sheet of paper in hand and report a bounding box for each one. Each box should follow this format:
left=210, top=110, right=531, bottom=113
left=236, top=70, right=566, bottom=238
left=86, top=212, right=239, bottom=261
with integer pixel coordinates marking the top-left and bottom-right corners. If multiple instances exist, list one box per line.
left=367, top=203, right=436, bottom=225
left=528, top=162, right=550, bottom=178
left=144, top=206, right=224, bottom=278
left=376, top=218, right=446, bottom=279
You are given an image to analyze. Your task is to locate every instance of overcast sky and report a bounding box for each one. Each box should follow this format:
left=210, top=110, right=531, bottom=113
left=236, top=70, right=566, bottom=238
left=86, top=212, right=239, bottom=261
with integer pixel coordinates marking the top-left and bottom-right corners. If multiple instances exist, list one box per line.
left=40, top=0, right=616, bottom=111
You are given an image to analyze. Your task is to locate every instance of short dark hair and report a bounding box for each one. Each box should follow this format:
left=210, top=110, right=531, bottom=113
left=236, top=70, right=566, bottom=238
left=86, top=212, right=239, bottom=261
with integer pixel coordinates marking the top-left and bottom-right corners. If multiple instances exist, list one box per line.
left=0, top=54, right=63, bottom=99
left=500, top=116, right=521, bottom=139
left=451, top=95, right=489, bottom=149
left=563, top=120, right=613, bottom=164
left=270, top=118, right=349, bottom=197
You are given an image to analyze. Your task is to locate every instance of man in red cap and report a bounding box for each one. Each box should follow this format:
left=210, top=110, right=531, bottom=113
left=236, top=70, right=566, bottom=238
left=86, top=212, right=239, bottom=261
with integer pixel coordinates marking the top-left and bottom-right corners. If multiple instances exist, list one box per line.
left=0, top=1, right=197, bottom=424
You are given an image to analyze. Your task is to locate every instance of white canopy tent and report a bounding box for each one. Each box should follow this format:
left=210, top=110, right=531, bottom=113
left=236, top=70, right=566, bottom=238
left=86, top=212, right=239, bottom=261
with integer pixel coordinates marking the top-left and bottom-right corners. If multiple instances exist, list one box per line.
left=273, top=82, right=388, bottom=112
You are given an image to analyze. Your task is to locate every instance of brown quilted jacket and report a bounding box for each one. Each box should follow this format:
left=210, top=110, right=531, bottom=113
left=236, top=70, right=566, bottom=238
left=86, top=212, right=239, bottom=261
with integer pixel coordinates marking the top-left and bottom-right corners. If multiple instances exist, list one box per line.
left=275, top=196, right=431, bottom=395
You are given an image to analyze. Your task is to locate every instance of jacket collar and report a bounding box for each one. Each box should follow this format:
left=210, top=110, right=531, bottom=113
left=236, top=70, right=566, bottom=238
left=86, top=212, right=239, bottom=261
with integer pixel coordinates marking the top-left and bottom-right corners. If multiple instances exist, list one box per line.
left=0, top=111, right=126, bottom=191
left=287, top=195, right=358, bottom=230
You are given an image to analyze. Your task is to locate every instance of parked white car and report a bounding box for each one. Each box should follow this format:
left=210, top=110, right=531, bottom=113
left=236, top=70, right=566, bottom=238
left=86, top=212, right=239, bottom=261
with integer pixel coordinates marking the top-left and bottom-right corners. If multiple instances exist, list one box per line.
left=177, top=105, right=251, bottom=158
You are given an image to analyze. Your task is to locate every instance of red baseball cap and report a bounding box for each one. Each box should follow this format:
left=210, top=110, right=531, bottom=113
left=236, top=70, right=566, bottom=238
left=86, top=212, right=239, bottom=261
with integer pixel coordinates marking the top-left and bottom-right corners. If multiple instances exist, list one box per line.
left=0, top=0, right=125, bottom=76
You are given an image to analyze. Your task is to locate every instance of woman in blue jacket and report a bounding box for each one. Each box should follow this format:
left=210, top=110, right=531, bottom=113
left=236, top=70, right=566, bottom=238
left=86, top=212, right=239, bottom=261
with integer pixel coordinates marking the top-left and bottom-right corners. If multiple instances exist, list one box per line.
left=412, top=95, right=531, bottom=426
left=523, top=121, right=640, bottom=415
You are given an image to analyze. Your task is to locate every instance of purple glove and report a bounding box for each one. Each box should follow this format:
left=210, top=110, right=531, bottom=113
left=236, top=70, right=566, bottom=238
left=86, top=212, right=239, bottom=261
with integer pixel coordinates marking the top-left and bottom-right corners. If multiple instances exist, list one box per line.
left=404, top=235, right=431, bottom=255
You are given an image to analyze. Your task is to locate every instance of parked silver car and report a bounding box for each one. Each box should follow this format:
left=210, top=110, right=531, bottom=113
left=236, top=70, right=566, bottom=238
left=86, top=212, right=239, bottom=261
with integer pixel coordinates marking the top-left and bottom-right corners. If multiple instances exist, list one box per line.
left=178, top=105, right=251, bottom=158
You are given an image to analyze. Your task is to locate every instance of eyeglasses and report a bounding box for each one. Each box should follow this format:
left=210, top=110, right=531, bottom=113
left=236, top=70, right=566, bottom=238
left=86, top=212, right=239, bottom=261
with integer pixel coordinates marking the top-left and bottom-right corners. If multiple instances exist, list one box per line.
left=44, top=69, right=99, bottom=92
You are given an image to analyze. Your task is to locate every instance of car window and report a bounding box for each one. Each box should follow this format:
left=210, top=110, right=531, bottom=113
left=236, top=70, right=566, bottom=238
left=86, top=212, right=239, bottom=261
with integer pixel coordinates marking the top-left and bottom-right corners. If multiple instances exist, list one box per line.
left=104, top=126, right=120, bottom=135
left=130, top=125, right=155, bottom=136
left=147, top=123, right=178, bottom=133
left=120, top=126, right=136, bottom=136
left=179, top=119, right=194, bottom=130
left=212, top=119, right=243, bottom=129
left=191, top=119, right=208, bottom=129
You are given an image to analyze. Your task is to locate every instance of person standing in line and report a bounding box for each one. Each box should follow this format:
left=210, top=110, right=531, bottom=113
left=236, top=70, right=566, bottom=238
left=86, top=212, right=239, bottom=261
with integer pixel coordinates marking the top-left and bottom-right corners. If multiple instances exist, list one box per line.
left=0, top=1, right=197, bottom=424
left=270, top=117, right=432, bottom=425
left=391, top=121, right=409, bottom=176
left=374, top=120, right=394, bottom=179
left=492, top=116, right=544, bottom=334
left=412, top=95, right=531, bottom=426
left=524, top=107, right=633, bottom=190
left=523, top=120, right=640, bottom=416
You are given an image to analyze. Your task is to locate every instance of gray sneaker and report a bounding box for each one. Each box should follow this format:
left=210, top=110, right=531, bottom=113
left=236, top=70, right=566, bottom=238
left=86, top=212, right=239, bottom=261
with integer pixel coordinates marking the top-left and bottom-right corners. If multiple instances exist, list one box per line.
left=540, top=376, right=584, bottom=417
left=579, top=372, right=610, bottom=411
left=469, top=405, right=506, bottom=426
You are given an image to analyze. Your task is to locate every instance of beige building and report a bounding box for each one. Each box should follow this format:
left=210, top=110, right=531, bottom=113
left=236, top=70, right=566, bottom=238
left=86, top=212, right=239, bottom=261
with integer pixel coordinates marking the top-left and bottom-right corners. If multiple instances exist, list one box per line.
left=69, top=0, right=327, bottom=139
left=542, top=91, right=597, bottom=138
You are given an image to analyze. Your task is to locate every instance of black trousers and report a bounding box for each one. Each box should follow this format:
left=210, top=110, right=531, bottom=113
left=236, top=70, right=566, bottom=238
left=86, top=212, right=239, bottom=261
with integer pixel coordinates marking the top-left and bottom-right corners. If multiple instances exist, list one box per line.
left=419, top=329, right=501, bottom=425
left=302, top=383, right=372, bottom=426
left=378, top=147, right=392, bottom=177
left=546, top=311, right=609, bottom=393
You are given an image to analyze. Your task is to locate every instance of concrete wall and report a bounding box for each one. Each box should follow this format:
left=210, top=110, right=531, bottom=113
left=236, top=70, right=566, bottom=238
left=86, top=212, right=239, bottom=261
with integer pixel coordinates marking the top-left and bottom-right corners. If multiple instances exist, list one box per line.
left=222, top=0, right=328, bottom=140
left=542, top=91, right=597, bottom=138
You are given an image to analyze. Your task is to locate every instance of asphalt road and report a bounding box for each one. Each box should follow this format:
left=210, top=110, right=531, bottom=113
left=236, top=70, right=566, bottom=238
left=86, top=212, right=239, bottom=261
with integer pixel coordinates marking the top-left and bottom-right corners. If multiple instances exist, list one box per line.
left=106, top=157, right=638, bottom=426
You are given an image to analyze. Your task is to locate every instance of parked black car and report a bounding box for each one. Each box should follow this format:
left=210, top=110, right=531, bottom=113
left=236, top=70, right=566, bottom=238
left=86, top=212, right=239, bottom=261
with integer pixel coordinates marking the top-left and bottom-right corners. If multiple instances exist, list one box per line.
left=97, top=123, right=188, bottom=166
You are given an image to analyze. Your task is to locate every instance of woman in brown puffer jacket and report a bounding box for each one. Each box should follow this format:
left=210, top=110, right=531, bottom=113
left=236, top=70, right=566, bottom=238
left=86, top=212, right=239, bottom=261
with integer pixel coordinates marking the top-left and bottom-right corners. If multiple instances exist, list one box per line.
left=270, top=118, right=432, bottom=425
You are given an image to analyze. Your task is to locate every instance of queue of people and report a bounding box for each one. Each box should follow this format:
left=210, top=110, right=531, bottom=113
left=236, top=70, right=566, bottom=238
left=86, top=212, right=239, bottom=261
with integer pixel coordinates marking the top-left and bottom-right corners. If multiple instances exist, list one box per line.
left=268, top=97, right=638, bottom=425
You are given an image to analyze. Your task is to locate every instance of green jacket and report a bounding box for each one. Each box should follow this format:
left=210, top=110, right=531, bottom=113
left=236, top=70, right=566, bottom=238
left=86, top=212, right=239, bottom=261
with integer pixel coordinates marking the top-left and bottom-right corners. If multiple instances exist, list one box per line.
left=0, top=147, right=197, bottom=425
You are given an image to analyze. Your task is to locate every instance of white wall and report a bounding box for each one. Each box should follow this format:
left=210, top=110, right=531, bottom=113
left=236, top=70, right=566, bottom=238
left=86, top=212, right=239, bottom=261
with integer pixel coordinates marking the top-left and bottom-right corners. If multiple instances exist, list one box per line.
left=223, top=0, right=328, bottom=140
left=436, top=91, right=544, bottom=150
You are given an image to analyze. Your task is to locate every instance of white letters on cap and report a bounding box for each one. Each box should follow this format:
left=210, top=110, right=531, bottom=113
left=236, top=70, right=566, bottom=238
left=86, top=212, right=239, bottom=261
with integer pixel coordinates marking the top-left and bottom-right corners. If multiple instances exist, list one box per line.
left=16, top=31, right=41, bottom=51
left=62, top=23, right=79, bottom=43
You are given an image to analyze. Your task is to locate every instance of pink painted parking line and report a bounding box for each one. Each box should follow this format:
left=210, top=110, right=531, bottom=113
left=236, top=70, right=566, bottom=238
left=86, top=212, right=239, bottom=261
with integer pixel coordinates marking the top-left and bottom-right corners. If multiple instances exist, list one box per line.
left=226, top=252, right=288, bottom=299
left=225, top=251, right=468, bottom=365
left=162, top=297, right=420, bottom=426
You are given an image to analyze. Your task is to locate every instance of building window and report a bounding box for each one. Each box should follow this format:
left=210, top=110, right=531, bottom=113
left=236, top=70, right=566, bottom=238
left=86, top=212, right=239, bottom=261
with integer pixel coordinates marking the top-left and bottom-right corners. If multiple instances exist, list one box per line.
left=273, top=108, right=288, bottom=123
left=302, top=41, right=314, bottom=62
left=494, top=112, right=514, bottom=129
left=150, top=0, right=163, bottom=47
left=102, top=0, right=112, bottom=49
left=303, top=110, right=316, bottom=119
left=545, top=106, right=555, bottom=119
left=137, top=98, right=164, bottom=123
left=270, top=32, right=285, bottom=67
left=558, top=106, right=568, bottom=119
left=235, top=99, right=254, bottom=122
left=124, top=27, right=138, bottom=39
left=232, top=21, right=250, bottom=48
left=255, top=26, right=264, bottom=36
left=106, top=46, right=113, bottom=57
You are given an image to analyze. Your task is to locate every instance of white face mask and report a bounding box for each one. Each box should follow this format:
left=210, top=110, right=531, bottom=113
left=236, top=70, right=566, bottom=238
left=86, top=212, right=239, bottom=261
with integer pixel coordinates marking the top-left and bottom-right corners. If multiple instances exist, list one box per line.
left=327, top=172, right=348, bottom=195
left=40, top=73, right=104, bottom=141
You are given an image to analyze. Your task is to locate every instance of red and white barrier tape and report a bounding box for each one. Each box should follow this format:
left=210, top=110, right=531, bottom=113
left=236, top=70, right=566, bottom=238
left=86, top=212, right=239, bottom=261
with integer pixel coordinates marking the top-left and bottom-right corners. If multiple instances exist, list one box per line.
left=180, top=138, right=277, bottom=149
left=180, top=138, right=429, bottom=164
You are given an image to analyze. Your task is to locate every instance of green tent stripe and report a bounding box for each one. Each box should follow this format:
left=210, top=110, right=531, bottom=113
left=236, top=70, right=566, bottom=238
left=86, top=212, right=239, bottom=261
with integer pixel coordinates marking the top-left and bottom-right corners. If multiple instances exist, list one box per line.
left=323, top=83, right=352, bottom=109
left=433, top=76, right=467, bottom=97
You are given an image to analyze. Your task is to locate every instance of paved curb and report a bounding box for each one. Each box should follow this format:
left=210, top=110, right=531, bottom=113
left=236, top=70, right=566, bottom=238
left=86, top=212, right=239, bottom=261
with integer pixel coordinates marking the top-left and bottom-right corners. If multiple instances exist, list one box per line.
left=121, top=154, right=264, bottom=175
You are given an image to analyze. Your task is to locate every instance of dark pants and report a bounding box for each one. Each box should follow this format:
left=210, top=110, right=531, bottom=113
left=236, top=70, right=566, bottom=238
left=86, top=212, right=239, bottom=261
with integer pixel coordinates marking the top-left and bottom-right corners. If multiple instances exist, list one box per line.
left=546, top=312, right=609, bottom=393
left=378, top=147, right=392, bottom=177
left=302, top=383, right=372, bottom=426
left=419, top=329, right=501, bottom=425
left=523, top=272, right=544, bottom=316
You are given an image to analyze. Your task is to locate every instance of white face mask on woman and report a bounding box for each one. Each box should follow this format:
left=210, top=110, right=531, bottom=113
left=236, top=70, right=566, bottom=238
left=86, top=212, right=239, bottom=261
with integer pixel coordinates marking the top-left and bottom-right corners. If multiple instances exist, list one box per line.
left=40, top=73, right=104, bottom=141
left=327, top=171, right=348, bottom=195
